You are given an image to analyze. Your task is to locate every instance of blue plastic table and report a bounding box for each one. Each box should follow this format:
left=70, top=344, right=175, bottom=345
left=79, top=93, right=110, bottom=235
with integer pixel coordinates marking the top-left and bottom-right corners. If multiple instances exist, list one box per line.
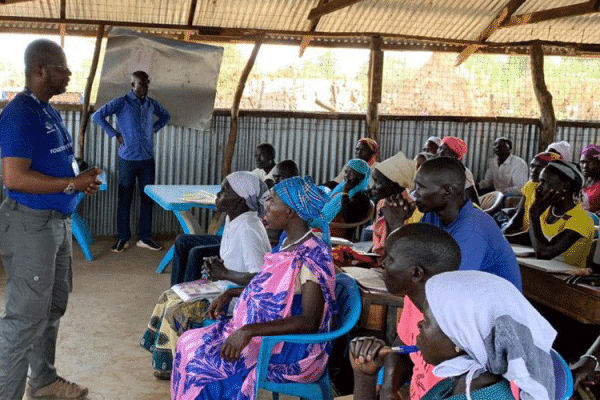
left=144, top=184, right=220, bottom=274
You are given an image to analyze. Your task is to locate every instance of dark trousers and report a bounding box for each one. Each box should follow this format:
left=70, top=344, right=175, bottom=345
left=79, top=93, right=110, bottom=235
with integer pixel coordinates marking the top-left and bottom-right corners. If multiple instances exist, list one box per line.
left=117, top=157, right=155, bottom=242
left=170, top=234, right=221, bottom=286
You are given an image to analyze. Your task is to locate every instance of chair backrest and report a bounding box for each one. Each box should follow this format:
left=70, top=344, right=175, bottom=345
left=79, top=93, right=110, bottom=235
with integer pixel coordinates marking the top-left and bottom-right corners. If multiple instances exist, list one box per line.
left=332, top=273, right=363, bottom=334
left=551, top=349, right=574, bottom=400
left=480, top=191, right=503, bottom=213
left=329, top=200, right=376, bottom=230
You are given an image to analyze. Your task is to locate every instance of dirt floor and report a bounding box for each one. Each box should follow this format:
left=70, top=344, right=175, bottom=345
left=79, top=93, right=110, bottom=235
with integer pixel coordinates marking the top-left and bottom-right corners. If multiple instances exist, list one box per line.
left=0, top=237, right=298, bottom=400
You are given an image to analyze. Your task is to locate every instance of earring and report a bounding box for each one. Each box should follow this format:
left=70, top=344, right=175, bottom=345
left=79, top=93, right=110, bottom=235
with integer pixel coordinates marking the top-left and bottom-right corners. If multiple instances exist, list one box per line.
left=455, top=346, right=461, bottom=354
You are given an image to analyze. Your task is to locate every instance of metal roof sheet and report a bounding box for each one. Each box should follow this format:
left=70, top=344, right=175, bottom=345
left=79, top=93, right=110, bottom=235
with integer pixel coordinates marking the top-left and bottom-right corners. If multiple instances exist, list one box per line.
left=1, top=0, right=600, bottom=54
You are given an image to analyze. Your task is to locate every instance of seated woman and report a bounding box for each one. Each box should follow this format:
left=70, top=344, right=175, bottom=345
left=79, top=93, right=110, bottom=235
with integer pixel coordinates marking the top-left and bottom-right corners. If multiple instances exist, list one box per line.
left=141, top=172, right=271, bottom=379
left=351, top=270, right=557, bottom=400
left=171, top=176, right=337, bottom=400
left=580, top=144, right=600, bottom=214
left=528, top=160, right=594, bottom=269
left=325, top=137, right=380, bottom=189
left=170, top=172, right=271, bottom=285
left=502, top=152, right=562, bottom=245
left=370, top=151, right=415, bottom=257
left=322, top=158, right=372, bottom=240
left=437, top=136, right=479, bottom=205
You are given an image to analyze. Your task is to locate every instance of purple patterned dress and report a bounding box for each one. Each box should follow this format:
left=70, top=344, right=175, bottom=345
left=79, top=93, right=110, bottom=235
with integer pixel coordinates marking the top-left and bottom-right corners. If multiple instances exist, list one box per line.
left=171, top=236, right=337, bottom=400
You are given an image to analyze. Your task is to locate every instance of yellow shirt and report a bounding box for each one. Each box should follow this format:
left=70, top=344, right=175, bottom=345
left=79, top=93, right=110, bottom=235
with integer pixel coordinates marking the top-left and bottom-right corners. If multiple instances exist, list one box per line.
left=521, top=180, right=537, bottom=232
left=539, top=204, right=594, bottom=269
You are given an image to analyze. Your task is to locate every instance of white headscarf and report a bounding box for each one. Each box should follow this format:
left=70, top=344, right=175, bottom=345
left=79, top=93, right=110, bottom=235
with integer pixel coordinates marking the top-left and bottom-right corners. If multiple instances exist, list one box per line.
left=226, top=171, right=269, bottom=218
left=546, top=141, right=572, bottom=161
left=425, top=271, right=557, bottom=400
left=426, top=136, right=442, bottom=147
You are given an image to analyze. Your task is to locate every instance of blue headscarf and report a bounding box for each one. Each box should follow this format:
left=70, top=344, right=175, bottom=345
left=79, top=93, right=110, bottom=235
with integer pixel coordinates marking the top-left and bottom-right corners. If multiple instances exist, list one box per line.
left=273, top=176, right=331, bottom=243
left=321, top=158, right=370, bottom=223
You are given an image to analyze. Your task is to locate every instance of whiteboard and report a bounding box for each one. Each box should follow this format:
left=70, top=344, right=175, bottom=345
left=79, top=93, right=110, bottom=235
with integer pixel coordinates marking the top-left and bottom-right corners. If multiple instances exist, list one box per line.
left=95, top=28, right=223, bottom=131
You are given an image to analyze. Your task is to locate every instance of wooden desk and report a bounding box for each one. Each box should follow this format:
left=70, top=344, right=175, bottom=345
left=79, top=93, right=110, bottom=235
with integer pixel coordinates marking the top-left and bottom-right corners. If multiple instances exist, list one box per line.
left=145, top=184, right=220, bottom=274
left=512, top=245, right=600, bottom=325
left=341, top=267, right=404, bottom=344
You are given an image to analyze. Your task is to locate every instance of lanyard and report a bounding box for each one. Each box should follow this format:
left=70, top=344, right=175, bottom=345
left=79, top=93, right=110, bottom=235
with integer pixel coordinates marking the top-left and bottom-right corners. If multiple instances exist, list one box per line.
left=22, top=88, right=73, bottom=156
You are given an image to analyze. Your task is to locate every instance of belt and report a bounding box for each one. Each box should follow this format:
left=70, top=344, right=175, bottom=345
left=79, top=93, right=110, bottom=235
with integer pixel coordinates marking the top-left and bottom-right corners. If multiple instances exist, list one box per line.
left=4, top=197, right=71, bottom=220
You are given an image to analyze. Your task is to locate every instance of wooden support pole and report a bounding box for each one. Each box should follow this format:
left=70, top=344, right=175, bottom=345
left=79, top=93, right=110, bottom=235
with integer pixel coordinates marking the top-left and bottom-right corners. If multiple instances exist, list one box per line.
left=366, top=36, right=383, bottom=147
left=530, top=43, right=556, bottom=152
left=222, top=37, right=263, bottom=178
left=77, top=24, right=105, bottom=159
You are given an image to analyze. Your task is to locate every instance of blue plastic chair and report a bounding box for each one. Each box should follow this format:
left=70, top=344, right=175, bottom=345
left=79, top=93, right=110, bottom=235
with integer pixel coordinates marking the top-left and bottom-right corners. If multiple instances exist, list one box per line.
left=254, top=273, right=362, bottom=400
left=551, top=349, right=573, bottom=400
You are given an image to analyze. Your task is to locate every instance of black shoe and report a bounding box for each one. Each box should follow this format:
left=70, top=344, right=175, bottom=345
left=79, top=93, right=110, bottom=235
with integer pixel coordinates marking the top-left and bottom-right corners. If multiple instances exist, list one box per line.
left=137, top=239, right=162, bottom=251
left=153, top=370, right=171, bottom=380
left=111, top=239, right=129, bottom=252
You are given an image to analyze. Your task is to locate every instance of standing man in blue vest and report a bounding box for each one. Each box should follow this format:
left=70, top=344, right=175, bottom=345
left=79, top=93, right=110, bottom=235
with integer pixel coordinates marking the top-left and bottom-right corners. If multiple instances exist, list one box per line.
left=0, top=39, right=102, bottom=400
left=93, top=70, right=170, bottom=252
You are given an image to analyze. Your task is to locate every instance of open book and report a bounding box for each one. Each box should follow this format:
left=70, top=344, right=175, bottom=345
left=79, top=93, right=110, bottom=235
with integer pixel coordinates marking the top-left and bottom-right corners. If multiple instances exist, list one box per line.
left=171, top=279, right=230, bottom=302
left=181, top=190, right=217, bottom=205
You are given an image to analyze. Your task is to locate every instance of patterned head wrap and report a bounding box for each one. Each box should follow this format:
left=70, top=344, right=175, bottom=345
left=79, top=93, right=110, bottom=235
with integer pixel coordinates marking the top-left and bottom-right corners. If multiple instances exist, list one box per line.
left=374, top=151, right=416, bottom=189
left=440, top=137, right=468, bottom=161
left=273, top=176, right=330, bottom=243
left=358, top=138, right=380, bottom=158
left=545, top=160, right=584, bottom=193
left=426, top=271, right=557, bottom=400
left=546, top=141, right=572, bottom=161
left=533, top=151, right=562, bottom=165
left=582, top=144, right=600, bottom=160
left=226, top=171, right=269, bottom=218
left=321, top=159, right=371, bottom=224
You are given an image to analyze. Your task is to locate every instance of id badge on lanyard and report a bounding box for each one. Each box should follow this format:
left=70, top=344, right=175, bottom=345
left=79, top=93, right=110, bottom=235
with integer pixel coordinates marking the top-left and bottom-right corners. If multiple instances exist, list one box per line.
left=71, top=157, right=80, bottom=176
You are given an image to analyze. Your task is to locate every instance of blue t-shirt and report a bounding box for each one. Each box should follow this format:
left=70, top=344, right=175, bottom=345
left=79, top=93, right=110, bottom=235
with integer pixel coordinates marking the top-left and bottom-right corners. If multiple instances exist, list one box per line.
left=92, top=91, right=170, bottom=161
left=421, top=201, right=522, bottom=291
left=0, top=90, right=78, bottom=215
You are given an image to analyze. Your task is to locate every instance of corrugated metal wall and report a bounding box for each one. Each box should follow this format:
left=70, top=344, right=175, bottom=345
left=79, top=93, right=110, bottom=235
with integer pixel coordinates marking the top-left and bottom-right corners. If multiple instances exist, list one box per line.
left=1, top=107, right=599, bottom=237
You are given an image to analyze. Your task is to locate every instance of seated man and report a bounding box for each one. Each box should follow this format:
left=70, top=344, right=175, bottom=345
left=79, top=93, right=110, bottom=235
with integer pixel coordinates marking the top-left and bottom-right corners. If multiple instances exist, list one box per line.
left=477, top=136, right=528, bottom=195
left=250, top=143, right=276, bottom=182
left=384, top=156, right=522, bottom=289
left=265, top=159, right=299, bottom=189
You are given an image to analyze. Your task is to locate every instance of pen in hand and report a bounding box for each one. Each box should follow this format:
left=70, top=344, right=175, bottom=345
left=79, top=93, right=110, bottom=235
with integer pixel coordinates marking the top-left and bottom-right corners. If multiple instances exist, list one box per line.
left=389, top=345, right=419, bottom=354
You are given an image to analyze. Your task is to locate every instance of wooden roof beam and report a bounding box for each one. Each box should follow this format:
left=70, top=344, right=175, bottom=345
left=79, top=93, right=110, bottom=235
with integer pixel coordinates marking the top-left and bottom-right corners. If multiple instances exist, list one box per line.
left=300, top=0, right=328, bottom=57
left=187, top=0, right=198, bottom=26
left=501, top=1, right=600, bottom=28
left=308, top=0, right=364, bottom=20
left=456, top=0, right=527, bottom=66
left=60, top=0, right=66, bottom=19
left=0, top=0, right=36, bottom=4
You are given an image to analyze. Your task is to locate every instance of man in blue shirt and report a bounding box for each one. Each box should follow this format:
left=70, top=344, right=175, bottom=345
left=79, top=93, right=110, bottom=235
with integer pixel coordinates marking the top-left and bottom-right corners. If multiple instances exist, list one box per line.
left=0, top=39, right=101, bottom=400
left=383, top=156, right=522, bottom=290
left=93, top=71, right=170, bottom=252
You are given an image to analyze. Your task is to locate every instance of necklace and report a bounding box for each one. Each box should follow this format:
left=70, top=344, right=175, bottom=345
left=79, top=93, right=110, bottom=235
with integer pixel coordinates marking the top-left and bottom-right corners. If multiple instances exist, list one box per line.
left=551, top=206, right=566, bottom=219
left=280, top=230, right=312, bottom=251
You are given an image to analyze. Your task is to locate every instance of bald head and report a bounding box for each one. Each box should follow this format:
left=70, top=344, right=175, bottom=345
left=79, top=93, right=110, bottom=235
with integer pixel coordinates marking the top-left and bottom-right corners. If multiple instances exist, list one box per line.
left=387, top=223, right=461, bottom=274
left=24, top=39, right=64, bottom=81
left=418, top=156, right=466, bottom=193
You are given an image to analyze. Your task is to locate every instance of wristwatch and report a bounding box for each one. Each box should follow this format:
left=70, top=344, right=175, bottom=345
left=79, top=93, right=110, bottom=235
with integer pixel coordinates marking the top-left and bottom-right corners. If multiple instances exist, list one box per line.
left=63, top=180, right=76, bottom=195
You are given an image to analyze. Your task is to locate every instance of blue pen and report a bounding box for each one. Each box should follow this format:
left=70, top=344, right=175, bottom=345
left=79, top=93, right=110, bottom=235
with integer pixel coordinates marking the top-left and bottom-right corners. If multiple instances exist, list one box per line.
left=390, top=345, right=419, bottom=354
